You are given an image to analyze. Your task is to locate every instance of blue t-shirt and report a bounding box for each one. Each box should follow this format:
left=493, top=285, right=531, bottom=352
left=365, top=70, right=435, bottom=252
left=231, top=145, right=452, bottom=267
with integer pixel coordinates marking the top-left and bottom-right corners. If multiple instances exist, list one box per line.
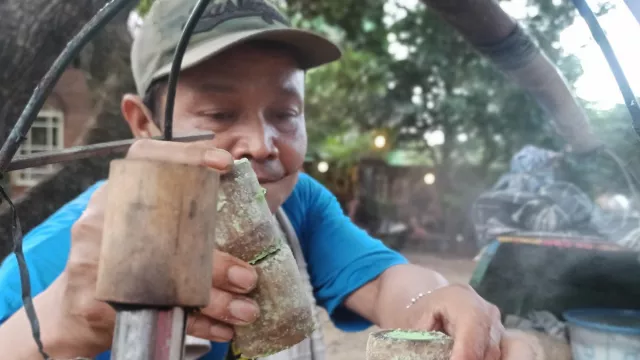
left=0, top=173, right=407, bottom=359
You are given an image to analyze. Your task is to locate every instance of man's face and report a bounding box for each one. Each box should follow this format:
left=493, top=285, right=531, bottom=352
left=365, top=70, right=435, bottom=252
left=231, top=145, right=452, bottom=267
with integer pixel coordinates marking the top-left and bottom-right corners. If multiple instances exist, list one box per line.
left=121, top=43, right=308, bottom=212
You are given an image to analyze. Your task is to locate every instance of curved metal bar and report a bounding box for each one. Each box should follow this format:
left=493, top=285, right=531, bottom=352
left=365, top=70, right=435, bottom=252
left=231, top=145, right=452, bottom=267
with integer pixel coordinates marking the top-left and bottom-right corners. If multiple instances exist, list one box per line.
left=624, top=0, right=640, bottom=27
left=163, top=0, right=213, bottom=141
left=0, top=1, right=136, bottom=359
left=572, top=0, right=640, bottom=138
left=0, top=0, right=136, bottom=173
left=6, top=133, right=214, bottom=172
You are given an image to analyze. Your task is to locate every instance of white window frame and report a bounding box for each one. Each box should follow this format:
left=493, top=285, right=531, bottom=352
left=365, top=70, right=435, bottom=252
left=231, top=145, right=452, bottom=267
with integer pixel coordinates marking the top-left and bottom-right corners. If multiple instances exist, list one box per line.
left=12, top=109, right=65, bottom=187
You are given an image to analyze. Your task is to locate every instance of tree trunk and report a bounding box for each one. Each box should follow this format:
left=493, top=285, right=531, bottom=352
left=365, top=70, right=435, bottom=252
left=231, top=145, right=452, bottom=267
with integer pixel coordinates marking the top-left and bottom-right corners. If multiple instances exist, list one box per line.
left=0, top=1, right=135, bottom=260
left=0, top=0, right=104, bottom=144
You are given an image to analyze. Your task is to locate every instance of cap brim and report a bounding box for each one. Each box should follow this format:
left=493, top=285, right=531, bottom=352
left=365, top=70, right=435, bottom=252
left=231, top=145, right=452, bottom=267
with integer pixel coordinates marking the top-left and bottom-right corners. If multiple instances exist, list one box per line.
left=153, top=28, right=342, bottom=81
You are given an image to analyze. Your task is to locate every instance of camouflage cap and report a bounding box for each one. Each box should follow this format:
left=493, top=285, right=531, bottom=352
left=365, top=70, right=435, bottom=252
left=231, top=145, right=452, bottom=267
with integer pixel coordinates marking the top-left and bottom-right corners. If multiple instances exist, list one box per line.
left=131, top=0, right=342, bottom=96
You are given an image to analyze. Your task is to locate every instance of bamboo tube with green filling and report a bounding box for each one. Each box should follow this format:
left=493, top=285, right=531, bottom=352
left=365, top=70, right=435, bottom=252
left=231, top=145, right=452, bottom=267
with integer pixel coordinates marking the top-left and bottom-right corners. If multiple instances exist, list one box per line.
left=215, top=158, right=316, bottom=358
left=366, top=329, right=454, bottom=360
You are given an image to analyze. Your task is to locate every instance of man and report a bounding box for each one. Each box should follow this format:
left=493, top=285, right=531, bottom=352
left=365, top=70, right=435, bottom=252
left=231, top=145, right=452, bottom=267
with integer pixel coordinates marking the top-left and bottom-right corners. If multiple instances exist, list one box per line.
left=0, top=1, right=539, bottom=359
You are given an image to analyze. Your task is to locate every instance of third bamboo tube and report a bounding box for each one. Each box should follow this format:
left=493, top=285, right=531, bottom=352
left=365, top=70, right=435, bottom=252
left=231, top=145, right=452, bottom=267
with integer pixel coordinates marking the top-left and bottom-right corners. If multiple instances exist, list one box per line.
left=366, top=329, right=454, bottom=360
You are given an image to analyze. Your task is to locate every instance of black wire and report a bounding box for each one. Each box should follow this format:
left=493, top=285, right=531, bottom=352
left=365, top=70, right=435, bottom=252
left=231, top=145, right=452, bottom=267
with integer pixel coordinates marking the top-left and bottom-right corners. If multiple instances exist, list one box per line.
left=0, top=0, right=136, bottom=172
left=571, top=0, right=640, bottom=138
left=0, top=1, right=135, bottom=359
left=0, top=184, right=48, bottom=359
left=163, top=0, right=213, bottom=141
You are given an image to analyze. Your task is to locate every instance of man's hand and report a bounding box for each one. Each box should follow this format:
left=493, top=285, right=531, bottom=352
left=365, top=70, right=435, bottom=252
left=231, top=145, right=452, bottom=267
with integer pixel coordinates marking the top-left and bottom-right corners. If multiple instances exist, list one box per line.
left=62, top=139, right=259, bottom=350
left=404, top=284, right=504, bottom=360
left=500, top=330, right=542, bottom=360
left=187, top=250, right=260, bottom=342
left=347, top=264, right=540, bottom=360
left=406, top=286, right=546, bottom=360
left=0, top=138, right=261, bottom=359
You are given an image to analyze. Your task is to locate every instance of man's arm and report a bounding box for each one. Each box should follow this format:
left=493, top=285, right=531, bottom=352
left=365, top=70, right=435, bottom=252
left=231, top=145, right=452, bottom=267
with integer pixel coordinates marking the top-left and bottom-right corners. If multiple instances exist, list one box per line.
left=284, top=173, right=409, bottom=331
left=288, top=173, right=448, bottom=328
left=0, top=276, right=96, bottom=359
left=343, top=263, right=448, bottom=327
left=0, top=182, right=104, bottom=359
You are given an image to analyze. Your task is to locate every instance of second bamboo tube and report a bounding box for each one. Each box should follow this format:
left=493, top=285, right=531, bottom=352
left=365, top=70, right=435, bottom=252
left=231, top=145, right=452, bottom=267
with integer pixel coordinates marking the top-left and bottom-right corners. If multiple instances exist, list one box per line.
left=216, top=158, right=316, bottom=358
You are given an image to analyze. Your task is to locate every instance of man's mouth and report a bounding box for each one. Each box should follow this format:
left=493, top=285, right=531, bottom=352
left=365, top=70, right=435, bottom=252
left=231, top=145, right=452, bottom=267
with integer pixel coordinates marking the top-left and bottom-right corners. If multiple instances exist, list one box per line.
left=256, top=172, right=286, bottom=184
left=252, top=161, right=289, bottom=184
left=257, top=171, right=296, bottom=185
left=258, top=178, right=280, bottom=184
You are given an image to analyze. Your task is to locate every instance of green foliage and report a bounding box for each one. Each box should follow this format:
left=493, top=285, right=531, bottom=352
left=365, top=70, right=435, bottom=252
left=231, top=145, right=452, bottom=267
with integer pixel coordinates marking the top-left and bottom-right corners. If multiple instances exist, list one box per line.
left=287, top=0, right=584, bottom=170
left=287, top=0, right=640, bottom=236
left=304, top=48, right=390, bottom=148
left=133, top=0, right=636, bottom=214
left=311, top=130, right=382, bottom=168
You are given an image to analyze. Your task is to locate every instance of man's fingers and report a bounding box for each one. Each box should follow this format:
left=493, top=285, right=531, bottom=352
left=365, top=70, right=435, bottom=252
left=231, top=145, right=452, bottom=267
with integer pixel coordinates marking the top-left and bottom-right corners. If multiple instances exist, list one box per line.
left=126, top=137, right=234, bottom=173
left=200, top=287, right=260, bottom=325
left=483, top=307, right=504, bottom=360
left=448, top=316, right=488, bottom=360
left=435, top=285, right=499, bottom=360
left=212, top=250, right=258, bottom=293
left=483, top=339, right=502, bottom=360
left=500, top=330, right=542, bottom=360
left=186, top=312, right=234, bottom=342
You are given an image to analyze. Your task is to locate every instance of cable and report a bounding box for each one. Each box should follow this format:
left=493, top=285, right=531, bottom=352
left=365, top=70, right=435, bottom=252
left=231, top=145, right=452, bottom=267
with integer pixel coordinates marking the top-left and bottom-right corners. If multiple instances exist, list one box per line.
left=0, top=1, right=136, bottom=359
left=0, top=0, right=211, bottom=357
left=0, top=0, right=136, bottom=172
left=0, top=184, right=47, bottom=358
left=163, top=0, right=213, bottom=141
left=569, top=0, right=640, bottom=241
left=571, top=0, right=640, bottom=138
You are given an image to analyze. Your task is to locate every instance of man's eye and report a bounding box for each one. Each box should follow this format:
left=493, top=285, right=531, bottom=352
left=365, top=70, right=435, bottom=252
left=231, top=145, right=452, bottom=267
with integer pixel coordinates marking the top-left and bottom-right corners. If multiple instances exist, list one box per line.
left=274, top=112, right=297, bottom=121
left=209, top=112, right=236, bottom=121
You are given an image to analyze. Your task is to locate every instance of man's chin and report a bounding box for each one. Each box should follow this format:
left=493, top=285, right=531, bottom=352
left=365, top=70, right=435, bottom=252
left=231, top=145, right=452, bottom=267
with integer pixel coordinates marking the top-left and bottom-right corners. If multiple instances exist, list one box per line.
left=262, top=172, right=299, bottom=213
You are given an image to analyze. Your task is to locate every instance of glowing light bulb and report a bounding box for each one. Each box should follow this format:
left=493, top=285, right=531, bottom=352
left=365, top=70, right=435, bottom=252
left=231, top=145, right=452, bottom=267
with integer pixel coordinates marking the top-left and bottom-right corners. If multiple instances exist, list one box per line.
left=424, top=173, right=435, bottom=185
left=317, top=161, right=329, bottom=173
left=374, top=135, right=387, bottom=149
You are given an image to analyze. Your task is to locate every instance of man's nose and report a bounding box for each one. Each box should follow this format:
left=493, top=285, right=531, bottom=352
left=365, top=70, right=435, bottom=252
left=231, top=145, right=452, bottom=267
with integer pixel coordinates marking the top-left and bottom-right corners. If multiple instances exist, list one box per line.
left=234, top=121, right=279, bottom=161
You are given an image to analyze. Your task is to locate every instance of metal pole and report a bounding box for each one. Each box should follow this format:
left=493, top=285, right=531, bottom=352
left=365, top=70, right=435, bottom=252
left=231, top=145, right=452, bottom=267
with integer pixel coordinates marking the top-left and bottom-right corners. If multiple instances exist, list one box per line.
left=624, top=0, right=640, bottom=27
left=571, top=0, right=640, bottom=138
left=5, top=133, right=214, bottom=172
left=111, top=307, right=187, bottom=360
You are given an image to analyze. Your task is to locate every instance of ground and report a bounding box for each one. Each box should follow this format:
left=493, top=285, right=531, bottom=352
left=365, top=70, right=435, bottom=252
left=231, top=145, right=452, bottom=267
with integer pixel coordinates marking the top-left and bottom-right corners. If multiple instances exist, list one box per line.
left=320, top=252, right=476, bottom=360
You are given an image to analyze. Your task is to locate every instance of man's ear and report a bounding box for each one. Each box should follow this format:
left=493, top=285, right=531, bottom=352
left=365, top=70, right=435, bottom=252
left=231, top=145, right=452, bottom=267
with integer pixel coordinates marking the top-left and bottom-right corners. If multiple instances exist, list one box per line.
left=121, top=94, right=162, bottom=138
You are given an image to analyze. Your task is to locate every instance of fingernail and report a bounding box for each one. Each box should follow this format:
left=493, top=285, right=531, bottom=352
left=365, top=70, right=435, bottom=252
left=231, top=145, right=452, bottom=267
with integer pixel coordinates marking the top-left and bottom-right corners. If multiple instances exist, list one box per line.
left=229, top=299, right=259, bottom=324
left=228, top=265, right=257, bottom=291
left=204, top=149, right=222, bottom=164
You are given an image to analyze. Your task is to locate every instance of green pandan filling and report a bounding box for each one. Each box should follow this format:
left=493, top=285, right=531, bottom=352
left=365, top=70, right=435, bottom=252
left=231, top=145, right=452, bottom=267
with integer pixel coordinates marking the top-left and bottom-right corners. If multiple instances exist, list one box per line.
left=384, top=330, right=449, bottom=341
left=248, top=241, right=283, bottom=265
left=255, top=188, right=267, bottom=202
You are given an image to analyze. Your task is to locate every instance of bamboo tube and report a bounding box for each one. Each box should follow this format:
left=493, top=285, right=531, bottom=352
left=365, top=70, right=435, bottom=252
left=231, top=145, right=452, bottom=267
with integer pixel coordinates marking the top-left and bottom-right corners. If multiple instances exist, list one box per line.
left=366, top=329, right=454, bottom=360
left=216, top=158, right=281, bottom=263
left=95, top=158, right=220, bottom=308
left=216, top=159, right=315, bottom=358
